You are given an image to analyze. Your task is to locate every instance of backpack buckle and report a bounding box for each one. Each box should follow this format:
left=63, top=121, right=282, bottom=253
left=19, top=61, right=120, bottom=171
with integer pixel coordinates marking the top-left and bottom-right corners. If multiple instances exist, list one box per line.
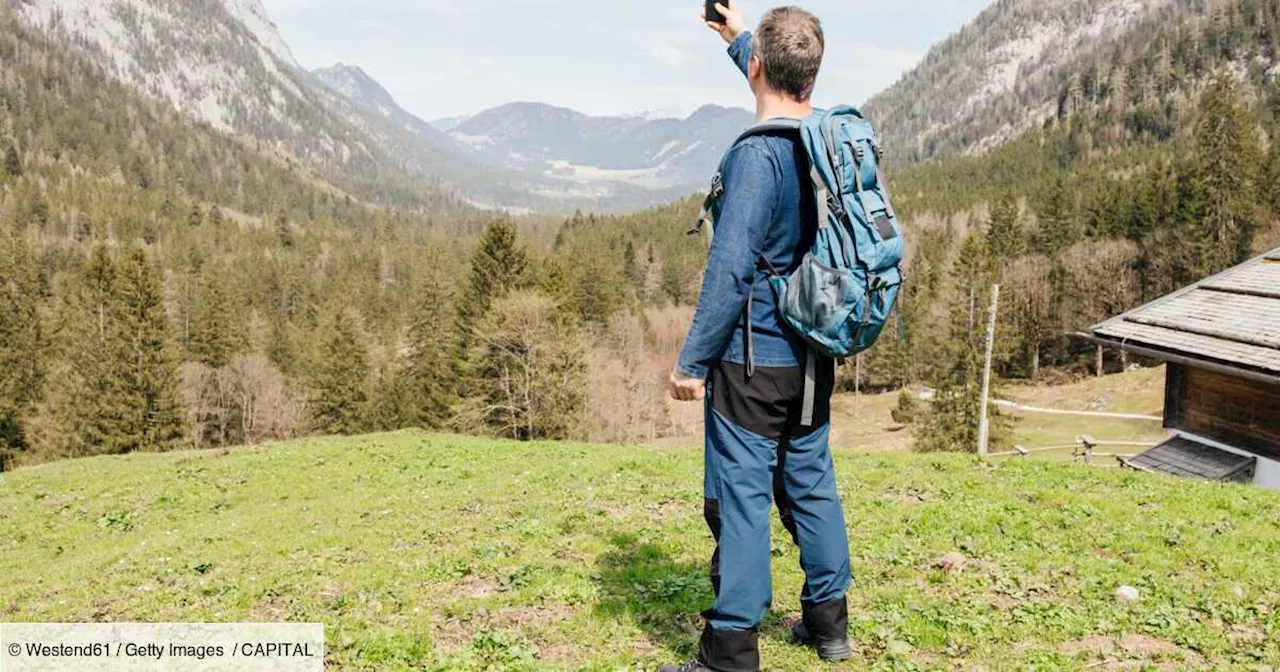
left=709, top=172, right=724, bottom=199
left=827, top=194, right=845, bottom=220
left=688, top=210, right=712, bottom=236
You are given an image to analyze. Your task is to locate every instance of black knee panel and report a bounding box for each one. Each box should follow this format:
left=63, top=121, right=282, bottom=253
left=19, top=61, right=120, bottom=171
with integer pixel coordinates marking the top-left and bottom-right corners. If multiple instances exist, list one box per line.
left=703, top=498, right=722, bottom=596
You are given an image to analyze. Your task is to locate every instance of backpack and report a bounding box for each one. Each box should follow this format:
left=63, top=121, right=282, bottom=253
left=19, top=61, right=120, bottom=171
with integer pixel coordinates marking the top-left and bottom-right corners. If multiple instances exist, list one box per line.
left=692, top=107, right=906, bottom=423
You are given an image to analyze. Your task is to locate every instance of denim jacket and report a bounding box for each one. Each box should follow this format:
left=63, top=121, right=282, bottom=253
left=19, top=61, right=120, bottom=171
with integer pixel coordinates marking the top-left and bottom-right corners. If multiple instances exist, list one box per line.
left=675, top=32, right=816, bottom=380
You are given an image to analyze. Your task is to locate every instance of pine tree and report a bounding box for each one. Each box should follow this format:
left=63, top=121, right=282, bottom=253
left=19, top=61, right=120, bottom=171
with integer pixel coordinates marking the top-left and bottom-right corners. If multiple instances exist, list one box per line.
left=44, top=244, right=126, bottom=457
left=1035, top=173, right=1080, bottom=256
left=309, top=312, right=371, bottom=435
left=1193, top=73, right=1260, bottom=275
left=987, top=191, right=1025, bottom=260
left=454, top=219, right=527, bottom=360
left=622, top=239, right=641, bottom=288
left=916, top=232, right=1012, bottom=453
left=188, top=268, right=244, bottom=368
left=0, top=228, right=43, bottom=457
left=276, top=213, right=294, bottom=249
left=3, top=142, right=20, bottom=178
left=573, top=254, right=626, bottom=325
left=112, top=246, right=184, bottom=453
left=401, top=264, right=455, bottom=429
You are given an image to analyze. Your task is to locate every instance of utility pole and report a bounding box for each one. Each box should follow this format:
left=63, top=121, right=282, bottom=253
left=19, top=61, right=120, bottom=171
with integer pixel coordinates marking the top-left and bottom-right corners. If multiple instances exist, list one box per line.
left=978, top=284, right=1001, bottom=459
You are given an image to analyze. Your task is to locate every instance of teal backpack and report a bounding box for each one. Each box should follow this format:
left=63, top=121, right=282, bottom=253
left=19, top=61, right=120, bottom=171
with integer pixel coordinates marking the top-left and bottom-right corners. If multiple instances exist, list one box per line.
left=693, top=107, right=905, bottom=422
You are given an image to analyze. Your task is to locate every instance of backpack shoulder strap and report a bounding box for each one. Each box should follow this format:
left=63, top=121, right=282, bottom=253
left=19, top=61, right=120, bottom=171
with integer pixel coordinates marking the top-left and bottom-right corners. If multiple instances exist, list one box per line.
left=692, top=117, right=807, bottom=239
left=732, top=117, right=803, bottom=146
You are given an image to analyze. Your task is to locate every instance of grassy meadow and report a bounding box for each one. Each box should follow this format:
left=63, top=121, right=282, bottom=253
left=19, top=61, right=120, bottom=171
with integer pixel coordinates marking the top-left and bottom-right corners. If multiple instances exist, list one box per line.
left=2, top=427, right=1278, bottom=670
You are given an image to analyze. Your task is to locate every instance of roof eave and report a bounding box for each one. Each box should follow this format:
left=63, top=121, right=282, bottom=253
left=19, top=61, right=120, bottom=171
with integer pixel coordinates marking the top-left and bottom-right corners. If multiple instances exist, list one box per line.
left=1088, top=247, right=1280, bottom=333
left=1080, top=331, right=1280, bottom=388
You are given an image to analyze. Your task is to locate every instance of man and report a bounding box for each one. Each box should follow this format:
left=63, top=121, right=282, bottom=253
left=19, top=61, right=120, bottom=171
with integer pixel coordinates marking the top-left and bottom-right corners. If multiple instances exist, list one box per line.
left=663, top=3, right=853, bottom=671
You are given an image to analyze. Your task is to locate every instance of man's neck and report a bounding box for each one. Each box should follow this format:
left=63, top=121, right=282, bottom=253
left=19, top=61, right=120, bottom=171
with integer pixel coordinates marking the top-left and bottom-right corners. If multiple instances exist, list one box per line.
left=756, top=94, right=812, bottom=122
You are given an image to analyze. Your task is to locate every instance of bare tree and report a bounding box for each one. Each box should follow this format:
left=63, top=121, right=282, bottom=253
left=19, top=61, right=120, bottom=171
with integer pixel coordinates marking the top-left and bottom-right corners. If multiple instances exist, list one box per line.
left=585, top=312, right=671, bottom=444
left=1005, top=255, right=1054, bottom=381
left=225, top=354, right=306, bottom=444
left=179, top=355, right=306, bottom=448
left=1060, top=239, right=1141, bottom=330
left=458, top=291, right=586, bottom=441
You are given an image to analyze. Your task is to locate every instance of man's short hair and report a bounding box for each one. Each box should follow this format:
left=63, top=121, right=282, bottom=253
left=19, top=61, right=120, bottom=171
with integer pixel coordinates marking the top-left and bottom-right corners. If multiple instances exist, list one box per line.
left=753, top=7, right=824, bottom=101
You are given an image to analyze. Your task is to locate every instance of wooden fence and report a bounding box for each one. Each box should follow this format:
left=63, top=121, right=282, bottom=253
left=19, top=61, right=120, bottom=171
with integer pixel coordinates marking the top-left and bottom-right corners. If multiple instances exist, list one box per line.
left=988, top=435, right=1159, bottom=468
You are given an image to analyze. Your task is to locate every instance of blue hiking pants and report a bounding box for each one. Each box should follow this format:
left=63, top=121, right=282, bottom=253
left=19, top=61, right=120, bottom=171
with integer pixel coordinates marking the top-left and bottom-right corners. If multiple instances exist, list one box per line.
left=701, top=359, right=852, bottom=632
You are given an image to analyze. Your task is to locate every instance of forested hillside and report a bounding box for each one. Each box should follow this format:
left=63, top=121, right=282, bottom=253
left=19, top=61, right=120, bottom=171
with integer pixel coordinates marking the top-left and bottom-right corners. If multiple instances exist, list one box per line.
left=0, top=8, right=482, bottom=465
left=9, top=0, right=706, bottom=212
left=11, top=0, right=480, bottom=212
left=864, top=0, right=1280, bottom=451
left=865, top=0, right=1280, bottom=167
left=0, top=3, right=722, bottom=468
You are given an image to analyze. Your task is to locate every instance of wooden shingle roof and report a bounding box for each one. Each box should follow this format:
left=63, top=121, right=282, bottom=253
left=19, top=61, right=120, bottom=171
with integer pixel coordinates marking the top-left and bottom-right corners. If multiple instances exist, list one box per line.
left=1127, top=435, right=1258, bottom=483
left=1091, top=248, right=1280, bottom=377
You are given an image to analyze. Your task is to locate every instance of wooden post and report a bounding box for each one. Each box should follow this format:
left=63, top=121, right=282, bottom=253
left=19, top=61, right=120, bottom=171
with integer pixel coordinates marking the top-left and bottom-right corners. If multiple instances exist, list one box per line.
left=1096, top=345, right=1104, bottom=378
left=1079, top=435, right=1096, bottom=466
left=978, top=284, right=1001, bottom=459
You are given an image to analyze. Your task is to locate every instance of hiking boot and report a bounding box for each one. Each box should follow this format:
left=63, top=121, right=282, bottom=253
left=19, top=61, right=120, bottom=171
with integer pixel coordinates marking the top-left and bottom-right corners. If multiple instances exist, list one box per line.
left=658, top=660, right=717, bottom=672
left=791, top=596, right=853, bottom=661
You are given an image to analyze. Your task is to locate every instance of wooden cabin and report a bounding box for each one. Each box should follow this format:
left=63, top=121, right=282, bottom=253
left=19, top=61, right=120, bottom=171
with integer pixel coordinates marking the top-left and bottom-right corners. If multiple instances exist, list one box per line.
left=1089, top=248, right=1280, bottom=490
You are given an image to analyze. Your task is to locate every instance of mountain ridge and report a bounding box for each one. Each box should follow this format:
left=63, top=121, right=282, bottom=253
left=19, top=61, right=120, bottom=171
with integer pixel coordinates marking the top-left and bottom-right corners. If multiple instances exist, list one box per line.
left=446, top=100, right=754, bottom=190
left=860, top=0, right=1279, bottom=169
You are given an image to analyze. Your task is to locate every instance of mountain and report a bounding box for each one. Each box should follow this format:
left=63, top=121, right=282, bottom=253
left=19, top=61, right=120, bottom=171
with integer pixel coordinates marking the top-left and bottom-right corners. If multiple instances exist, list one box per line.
left=305, top=62, right=565, bottom=211
left=430, top=114, right=472, bottom=133
left=9, top=0, right=652, bottom=212
left=446, top=102, right=755, bottom=192
left=11, top=0, right=753, bottom=212
left=310, top=63, right=464, bottom=160
left=863, top=0, right=1280, bottom=169
left=10, top=0, right=474, bottom=210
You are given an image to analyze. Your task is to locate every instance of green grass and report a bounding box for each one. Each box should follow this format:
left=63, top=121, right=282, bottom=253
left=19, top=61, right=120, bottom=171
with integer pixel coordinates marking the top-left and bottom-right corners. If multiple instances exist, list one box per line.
left=2, top=431, right=1278, bottom=670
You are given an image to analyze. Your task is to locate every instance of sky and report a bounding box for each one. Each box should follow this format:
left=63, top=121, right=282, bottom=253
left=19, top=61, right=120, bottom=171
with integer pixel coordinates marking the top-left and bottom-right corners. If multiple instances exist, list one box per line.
left=262, top=0, right=993, bottom=122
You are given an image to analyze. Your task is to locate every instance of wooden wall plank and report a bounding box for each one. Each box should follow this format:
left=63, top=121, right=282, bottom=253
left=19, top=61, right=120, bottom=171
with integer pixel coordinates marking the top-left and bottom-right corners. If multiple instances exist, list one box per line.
left=1172, top=367, right=1280, bottom=461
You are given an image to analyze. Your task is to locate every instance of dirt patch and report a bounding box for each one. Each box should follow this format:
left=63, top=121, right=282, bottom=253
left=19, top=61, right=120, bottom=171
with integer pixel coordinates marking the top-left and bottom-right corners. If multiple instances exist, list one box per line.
left=432, top=604, right=583, bottom=656
left=643, top=500, right=689, bottom=521
left=1060, top=633, right=1207, bottom=669
left=1227, top=624, right=1265, bottom=647
left=249, top=597, right=289, bottom=621
left=459, top=575, right=496, bottom=599
left=488, top=604, right=579, bottom=630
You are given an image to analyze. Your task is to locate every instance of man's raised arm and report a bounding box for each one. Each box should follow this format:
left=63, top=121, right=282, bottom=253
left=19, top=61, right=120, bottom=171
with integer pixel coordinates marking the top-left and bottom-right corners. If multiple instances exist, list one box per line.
left=704, top=2, right=752, bottom=78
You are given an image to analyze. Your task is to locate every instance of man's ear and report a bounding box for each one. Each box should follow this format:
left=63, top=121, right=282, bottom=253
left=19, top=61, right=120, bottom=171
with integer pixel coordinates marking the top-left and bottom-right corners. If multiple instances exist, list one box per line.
left=748, top=54, right=762, bottom=82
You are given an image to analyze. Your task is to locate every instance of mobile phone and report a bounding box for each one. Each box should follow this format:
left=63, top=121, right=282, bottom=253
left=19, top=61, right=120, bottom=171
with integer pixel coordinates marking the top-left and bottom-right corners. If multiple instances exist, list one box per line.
left=705, top=0, right=725, bottom=24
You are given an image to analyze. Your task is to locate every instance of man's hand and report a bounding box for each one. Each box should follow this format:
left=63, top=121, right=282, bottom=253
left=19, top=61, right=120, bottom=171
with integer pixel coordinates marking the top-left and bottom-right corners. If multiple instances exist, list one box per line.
left=703, top=1, right=746, bottom=45
left=668, top=369, right=706, bottom=402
